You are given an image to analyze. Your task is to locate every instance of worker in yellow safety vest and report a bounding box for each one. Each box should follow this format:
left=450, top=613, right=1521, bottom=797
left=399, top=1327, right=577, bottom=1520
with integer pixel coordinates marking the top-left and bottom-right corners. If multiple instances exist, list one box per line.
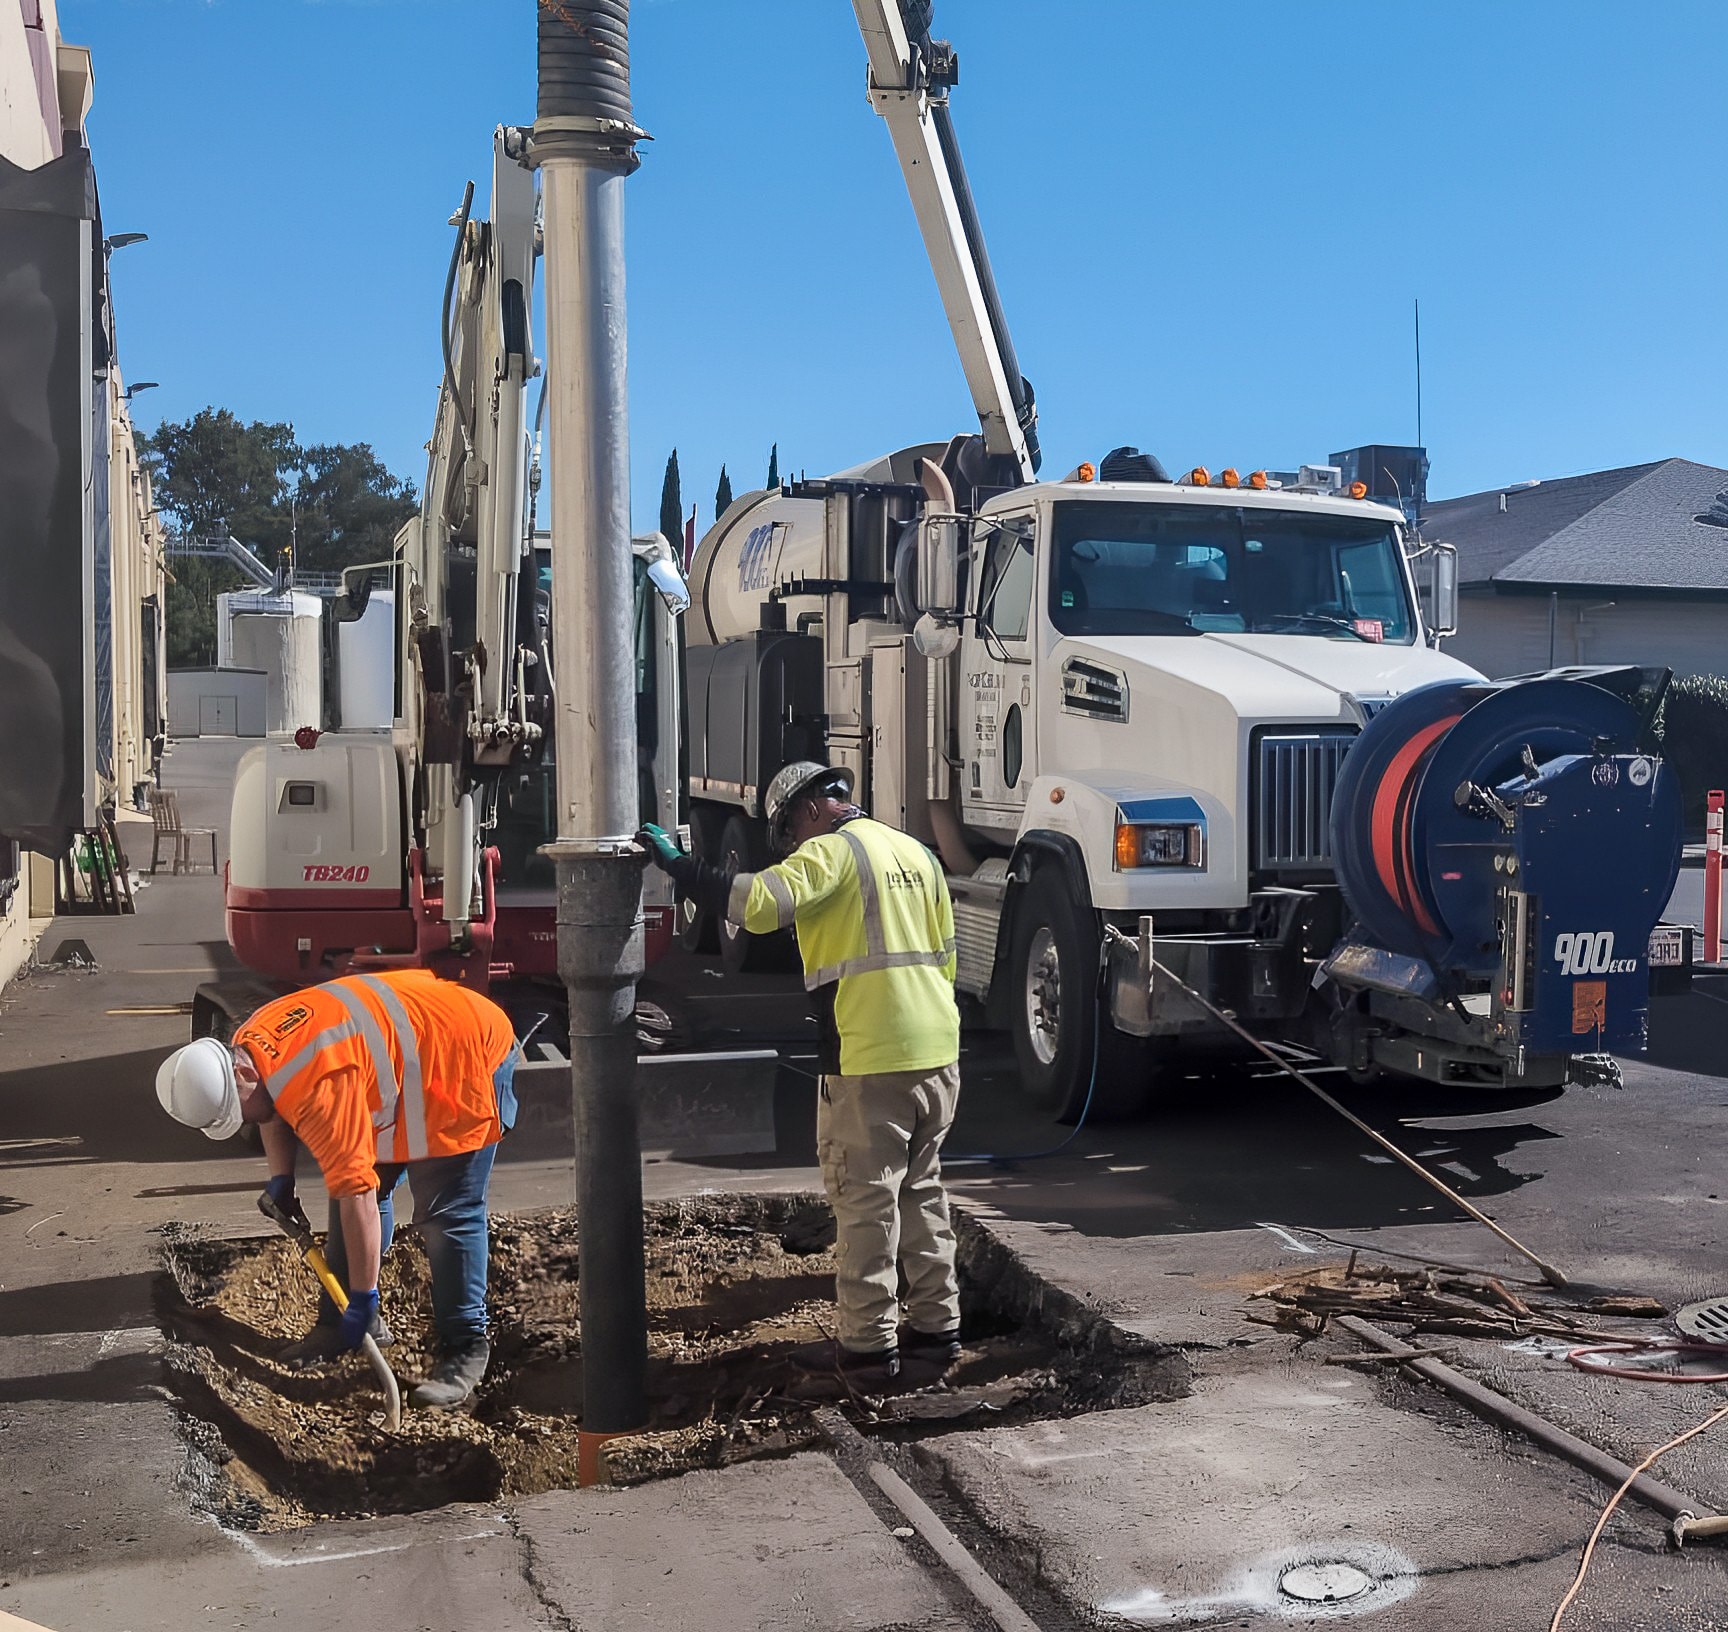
left=154, top=969, right=519, bottom=1410
left=640, top=761, right=962, bottom=1387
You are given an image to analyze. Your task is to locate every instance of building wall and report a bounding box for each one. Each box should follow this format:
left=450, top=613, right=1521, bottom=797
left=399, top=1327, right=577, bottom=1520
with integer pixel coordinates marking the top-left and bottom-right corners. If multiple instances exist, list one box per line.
left=0, top=0, right=90, bottom=991
left=1447, top=591, right=1728, bottom=681
left=167, top=668, right=269, bottom=739
left=108, top=377, right=168, bottom=806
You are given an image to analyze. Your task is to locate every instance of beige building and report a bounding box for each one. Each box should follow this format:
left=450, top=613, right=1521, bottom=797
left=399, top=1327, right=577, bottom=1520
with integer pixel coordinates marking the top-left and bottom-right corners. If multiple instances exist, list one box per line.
left=0, top=2, right=168, bottom=989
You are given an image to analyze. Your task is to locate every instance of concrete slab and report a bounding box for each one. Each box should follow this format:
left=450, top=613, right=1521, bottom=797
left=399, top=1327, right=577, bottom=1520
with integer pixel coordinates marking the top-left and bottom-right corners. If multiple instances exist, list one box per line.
left=917, top=1363, right=1619, bottom=1628
left=511, top=1454, right=971, bottom=1632
left=1, top=1509, right=546, bottom=1632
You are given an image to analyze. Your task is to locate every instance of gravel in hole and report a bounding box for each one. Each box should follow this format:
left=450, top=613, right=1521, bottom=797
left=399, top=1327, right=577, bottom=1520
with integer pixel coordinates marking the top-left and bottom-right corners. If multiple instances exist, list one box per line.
left=157, top=1195, right=1186, bottom=1530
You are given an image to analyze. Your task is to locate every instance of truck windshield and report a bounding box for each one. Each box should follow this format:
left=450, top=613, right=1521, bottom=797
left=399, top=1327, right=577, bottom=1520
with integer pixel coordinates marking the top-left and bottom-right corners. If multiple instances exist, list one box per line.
left=1049, top=502, right=1414, bottom=643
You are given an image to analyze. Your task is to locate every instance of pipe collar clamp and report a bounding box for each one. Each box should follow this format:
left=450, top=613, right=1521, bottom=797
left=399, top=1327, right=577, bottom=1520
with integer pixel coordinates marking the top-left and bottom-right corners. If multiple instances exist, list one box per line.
left=528, top=116, right=650, bottom=167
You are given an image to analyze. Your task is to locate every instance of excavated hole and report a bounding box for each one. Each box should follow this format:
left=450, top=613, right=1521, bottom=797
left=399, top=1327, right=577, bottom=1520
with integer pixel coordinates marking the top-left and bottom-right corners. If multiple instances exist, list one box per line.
left=157, top=1194, right=1187, bottom=1530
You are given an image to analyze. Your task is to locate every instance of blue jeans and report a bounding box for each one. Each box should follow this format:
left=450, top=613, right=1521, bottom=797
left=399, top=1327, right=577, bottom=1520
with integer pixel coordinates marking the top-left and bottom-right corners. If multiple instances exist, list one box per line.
left=316, top=1057, right=515, bottom=1348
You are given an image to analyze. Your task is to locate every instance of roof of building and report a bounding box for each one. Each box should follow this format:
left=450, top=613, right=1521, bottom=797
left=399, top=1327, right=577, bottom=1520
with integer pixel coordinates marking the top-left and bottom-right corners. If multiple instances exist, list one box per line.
left=1421, top=458, right=1728, bottom=592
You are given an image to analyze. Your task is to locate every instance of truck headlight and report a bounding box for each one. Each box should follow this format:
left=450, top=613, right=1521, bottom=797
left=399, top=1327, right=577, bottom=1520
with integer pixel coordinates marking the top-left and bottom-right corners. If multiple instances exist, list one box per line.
left=1114, top=821, right=1205, bottom=870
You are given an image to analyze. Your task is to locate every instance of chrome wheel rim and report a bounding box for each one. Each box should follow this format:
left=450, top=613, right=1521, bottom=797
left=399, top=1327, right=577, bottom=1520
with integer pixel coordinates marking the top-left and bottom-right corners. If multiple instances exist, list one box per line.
left=1024, top=926, right=1061, bottom=1068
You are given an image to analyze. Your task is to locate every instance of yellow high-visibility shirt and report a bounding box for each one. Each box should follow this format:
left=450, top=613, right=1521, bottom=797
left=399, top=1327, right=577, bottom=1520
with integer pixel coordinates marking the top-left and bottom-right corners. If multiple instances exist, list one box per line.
left=728, top=816, right=958, bottom=1076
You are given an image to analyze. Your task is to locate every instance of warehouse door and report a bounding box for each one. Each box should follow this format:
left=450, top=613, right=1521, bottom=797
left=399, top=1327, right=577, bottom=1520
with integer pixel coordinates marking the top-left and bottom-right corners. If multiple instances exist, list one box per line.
left=199, top=694, right=237, bottom=736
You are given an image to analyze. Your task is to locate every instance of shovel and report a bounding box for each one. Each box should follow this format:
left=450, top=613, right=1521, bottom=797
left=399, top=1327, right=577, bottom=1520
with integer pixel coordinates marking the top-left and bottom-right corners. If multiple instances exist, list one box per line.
left=259, top=1191, right=402, bottom=1431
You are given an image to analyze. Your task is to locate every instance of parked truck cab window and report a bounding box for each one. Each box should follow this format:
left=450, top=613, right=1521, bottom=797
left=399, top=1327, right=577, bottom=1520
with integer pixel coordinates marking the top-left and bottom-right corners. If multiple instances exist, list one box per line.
left=976, top=523, right=1035, bottom=641
left=1048, top=502, right=1415, bottom=643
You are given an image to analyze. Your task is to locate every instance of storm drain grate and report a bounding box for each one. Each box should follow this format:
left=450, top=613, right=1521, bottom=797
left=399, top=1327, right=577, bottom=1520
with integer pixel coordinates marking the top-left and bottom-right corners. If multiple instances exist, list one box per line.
left=1676, top=1296, right=1728, bottom=1345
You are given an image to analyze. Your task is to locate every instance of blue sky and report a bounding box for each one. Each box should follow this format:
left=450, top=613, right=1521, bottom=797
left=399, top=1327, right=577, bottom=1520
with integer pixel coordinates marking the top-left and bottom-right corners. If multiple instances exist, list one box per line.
left=78, top=0, right=1727, bottom=533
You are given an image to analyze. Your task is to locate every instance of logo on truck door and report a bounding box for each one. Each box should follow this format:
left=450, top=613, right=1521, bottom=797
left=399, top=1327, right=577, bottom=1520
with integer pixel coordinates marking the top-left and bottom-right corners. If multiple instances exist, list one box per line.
left=1553, top=931, right=1637, bottom=976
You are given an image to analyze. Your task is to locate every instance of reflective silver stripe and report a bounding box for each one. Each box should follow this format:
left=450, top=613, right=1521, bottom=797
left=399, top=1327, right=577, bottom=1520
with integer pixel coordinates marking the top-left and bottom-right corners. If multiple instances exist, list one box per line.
left=727, top=870, right=755, bottom=926
left=759, top=869, right=796, bottom=928
left=351, top=974, right=429, bottom=1162
left=802, top=948, right=955, bottom=991
left=324, top=982, right=407, bottom=1162
left=262, top=1021, right=360, bottom=1100
left=839, top=828, right=883, bottom=954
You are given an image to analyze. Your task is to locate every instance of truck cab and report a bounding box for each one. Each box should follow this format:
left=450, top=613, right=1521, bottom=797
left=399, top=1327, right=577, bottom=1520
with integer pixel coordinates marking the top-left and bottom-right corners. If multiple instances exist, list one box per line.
left=681, top=447, right=1489, bottom=1116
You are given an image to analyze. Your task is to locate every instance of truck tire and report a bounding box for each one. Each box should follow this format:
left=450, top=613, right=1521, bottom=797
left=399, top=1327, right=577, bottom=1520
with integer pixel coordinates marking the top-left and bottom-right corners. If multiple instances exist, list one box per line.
left=718, top=813, right=772, bottom=974
left=1008, top=870, right=1155, bottom=1122
left=678, top=804, right=724, bottom=954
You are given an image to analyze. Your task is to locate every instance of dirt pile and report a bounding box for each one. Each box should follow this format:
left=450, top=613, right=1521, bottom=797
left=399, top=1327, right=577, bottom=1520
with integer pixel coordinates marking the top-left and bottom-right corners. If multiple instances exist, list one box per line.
left=159, top=1195, right=1184, bottom=1529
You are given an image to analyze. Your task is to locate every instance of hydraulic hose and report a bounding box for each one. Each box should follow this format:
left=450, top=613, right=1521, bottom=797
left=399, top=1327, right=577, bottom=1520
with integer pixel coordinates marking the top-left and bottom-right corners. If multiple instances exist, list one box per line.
left=537, top=0, right=633, bottom=126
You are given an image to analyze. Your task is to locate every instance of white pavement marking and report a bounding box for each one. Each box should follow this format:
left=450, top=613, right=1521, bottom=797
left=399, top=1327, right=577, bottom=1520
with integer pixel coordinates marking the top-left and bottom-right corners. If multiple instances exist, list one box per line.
left=1254, top=1221, right=1317, bottom=1254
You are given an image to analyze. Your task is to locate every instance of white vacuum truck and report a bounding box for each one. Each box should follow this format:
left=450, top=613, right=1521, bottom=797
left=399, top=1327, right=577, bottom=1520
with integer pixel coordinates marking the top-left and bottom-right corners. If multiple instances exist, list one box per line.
left=675, top=0, right=1685, bottom=1117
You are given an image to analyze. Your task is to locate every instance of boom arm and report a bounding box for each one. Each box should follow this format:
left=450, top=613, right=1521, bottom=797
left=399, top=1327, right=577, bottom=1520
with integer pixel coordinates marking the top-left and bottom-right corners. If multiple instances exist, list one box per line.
left=407, top=124, right=544, bottom=942
left=851, top=0, right=1039, bottom=484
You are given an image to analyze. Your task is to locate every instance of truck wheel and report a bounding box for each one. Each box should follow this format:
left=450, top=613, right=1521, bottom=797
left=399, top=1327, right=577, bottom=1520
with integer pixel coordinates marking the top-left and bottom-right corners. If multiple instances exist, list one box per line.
left=678, top=805, right=724, bottom=954
left=1009, top=870, right=1154, bottom=1122
left=718, top=813, right=772, bottom=974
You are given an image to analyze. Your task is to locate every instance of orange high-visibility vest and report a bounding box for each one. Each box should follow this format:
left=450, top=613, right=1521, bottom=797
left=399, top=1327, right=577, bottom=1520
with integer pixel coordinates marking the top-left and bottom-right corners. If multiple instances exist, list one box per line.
left=234, top=970, right=515, bottom=1198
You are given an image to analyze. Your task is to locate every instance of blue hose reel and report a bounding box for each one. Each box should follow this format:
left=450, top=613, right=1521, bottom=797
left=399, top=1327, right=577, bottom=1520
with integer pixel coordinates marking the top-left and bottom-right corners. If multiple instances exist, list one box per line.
left=1328, top=669, right=1682, bottom=1059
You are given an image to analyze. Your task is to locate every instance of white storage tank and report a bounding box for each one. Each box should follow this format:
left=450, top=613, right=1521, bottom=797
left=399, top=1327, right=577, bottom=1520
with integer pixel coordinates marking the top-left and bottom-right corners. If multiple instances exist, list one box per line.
left=218, top=591, right=324, bottom=734
left=336, top=589, right=396, bottom=730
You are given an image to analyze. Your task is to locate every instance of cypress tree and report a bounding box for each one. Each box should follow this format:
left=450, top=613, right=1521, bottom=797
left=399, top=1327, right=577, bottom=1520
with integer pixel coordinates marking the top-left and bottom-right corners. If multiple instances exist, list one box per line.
left=659, top=449, right=682, bottom=547
left=766, top=443, right=779, bottom=490
left=715, top=464, right=734, bottom=516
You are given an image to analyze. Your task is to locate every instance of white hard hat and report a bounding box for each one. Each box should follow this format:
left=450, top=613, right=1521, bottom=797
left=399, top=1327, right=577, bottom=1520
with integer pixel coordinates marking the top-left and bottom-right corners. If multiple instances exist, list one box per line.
left=764, top=761, right=854, bottom=842
left=155, top=1036, right=243, bottom=1141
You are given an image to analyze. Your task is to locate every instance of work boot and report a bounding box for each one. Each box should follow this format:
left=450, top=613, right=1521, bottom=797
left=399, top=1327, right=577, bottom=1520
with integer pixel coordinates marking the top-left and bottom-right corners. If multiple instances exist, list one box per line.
left=409, top=1337, right=491, bottom=1411
left=281, top=1314, right=394, bottom=1370
left=787, top=1336, right=900, bottom=1387
left=900, top=1326, right=963, bottom=1368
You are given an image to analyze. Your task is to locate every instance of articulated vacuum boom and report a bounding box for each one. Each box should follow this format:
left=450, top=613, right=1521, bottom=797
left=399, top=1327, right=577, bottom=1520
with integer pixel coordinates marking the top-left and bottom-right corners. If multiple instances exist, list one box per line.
left=1325, top=667, right=1682, bottom=1081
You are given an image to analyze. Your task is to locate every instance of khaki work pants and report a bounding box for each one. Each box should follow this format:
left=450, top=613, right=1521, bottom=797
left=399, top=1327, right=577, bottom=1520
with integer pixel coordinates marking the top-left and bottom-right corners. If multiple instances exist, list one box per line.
left=817, top=1062, right=962, bottom=1353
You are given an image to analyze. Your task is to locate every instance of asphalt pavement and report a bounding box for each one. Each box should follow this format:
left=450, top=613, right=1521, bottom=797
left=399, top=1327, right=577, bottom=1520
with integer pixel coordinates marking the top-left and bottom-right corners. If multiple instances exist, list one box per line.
left=1, top=734, right=1726, bottom=1630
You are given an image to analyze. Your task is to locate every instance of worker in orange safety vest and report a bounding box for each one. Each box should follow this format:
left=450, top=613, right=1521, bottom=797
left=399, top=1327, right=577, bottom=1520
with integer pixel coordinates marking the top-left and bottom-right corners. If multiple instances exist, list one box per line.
left=156, top=969, right=519, bottom=1410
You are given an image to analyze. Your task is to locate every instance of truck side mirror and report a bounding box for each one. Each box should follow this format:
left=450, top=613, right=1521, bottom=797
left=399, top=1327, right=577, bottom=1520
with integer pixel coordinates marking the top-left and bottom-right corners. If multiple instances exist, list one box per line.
left=645, top=556, right=690, bottom=617
left=1430, top=542, right=1458, bottom=637
left=917, top=513, right=963, bottom=619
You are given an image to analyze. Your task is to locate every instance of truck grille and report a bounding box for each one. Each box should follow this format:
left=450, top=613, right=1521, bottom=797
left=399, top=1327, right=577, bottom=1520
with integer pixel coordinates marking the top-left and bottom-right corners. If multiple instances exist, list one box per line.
left=1060, top=657, right=1128, bottom=722
left=1254, top=730, right=1357, bottom=869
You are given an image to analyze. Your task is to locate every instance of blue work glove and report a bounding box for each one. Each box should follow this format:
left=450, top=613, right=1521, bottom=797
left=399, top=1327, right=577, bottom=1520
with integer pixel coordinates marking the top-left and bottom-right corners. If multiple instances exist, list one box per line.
left=259, top=1175, right=312, bottom=1238
left=335, top=1287, right=380, bottom=1353
left=635, top=823, right=684, bottom=867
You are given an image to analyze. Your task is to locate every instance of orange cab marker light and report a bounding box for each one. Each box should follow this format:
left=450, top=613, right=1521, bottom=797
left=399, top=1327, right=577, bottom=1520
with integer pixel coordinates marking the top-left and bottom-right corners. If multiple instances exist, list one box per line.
left=1220, top=467, right=1240, bottom=489
left=1248, top=470, right=1268, bottom=490
left=1349, top=480, right=1368, bottom=500
left=1186, top=466, right=1210, bottom=487
left=1078, top=461, right=1096, bottom=483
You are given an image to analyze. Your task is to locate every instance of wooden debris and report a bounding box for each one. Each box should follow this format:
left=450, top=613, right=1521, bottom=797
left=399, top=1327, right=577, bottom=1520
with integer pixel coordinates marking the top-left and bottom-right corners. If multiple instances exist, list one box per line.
left=1249, top=1260, right=1668, bottom=1350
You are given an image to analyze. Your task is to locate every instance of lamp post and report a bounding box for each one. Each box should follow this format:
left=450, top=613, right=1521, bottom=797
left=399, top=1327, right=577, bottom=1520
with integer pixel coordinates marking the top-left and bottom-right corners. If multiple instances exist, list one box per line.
left=121, top=381, right=158, bottom=401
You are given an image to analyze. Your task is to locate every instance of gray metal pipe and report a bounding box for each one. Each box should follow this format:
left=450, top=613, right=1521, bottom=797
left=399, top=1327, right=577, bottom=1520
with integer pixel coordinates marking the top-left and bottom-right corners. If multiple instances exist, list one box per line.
left=533, top=0, right=649, bottom=1442
left=1337, top=1316, right=1716, bottom=1526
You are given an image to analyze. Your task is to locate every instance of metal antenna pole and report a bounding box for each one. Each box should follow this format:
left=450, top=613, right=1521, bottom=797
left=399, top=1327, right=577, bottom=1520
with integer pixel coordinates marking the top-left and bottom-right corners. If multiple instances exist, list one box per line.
left=530, top=0, right=649, bottom=1464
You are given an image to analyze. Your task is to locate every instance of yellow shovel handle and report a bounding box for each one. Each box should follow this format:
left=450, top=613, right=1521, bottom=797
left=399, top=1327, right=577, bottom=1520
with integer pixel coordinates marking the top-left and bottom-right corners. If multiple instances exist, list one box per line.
left=302, top=1242, right=401, bottom=1430
left=302, top=1242, right=353, bottom=1310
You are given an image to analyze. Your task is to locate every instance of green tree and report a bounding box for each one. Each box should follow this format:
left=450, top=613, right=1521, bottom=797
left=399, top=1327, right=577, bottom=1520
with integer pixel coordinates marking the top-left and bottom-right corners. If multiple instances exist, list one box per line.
left=144, top=409, right=299, bottom=667
left=715, top=463, right=733, bottom=517
left=766, top=443, right=779, bottom=489
left=659, top=449, right=683, bottom=550
left=292, top=442, right=417, bottom=574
